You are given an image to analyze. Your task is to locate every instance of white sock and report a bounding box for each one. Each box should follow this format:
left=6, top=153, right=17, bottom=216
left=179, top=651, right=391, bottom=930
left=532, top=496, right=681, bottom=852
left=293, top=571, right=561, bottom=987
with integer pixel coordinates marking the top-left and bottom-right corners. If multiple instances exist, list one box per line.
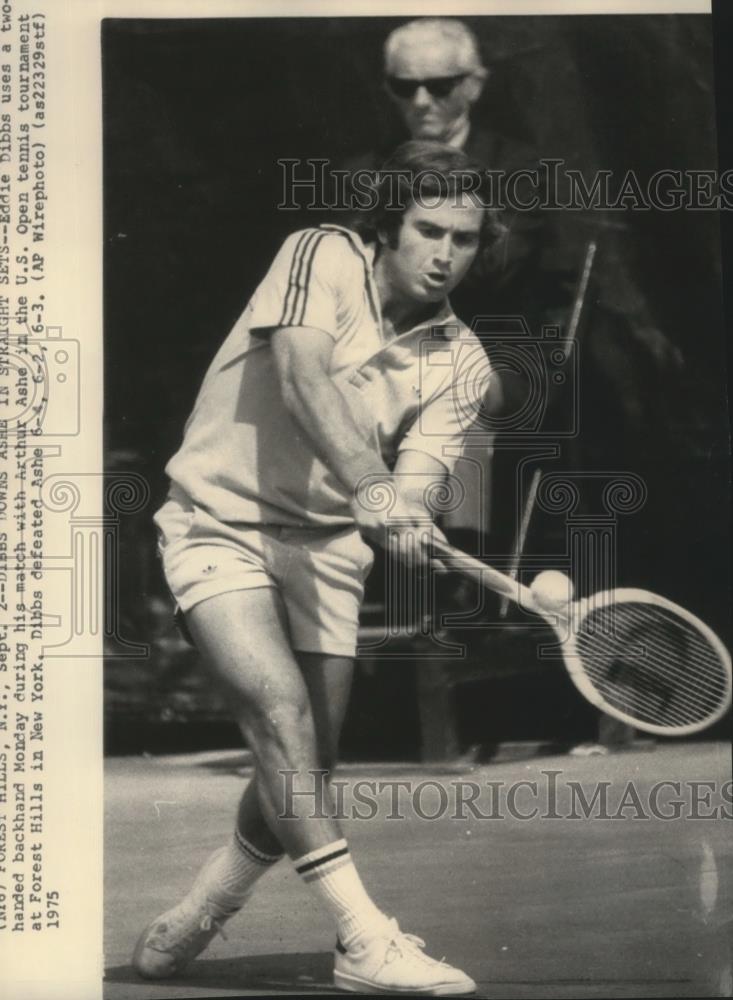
left=294, top=838, right=390, bottom=947
left=193, top=830, right=283, bottom=912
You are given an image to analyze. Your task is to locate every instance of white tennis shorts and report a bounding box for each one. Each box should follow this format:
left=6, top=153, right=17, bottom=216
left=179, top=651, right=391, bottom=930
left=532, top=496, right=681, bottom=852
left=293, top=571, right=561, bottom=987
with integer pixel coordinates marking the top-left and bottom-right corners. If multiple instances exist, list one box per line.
left=153, top=488, right=374, bottom=657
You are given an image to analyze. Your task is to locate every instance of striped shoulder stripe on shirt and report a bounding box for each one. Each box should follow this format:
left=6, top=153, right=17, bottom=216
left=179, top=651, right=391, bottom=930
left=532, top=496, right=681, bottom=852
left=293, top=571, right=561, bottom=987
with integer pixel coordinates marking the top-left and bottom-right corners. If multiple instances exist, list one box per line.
left=321, top=224, right=380, bottom=322
left=279, top=228, right=328, bottom=328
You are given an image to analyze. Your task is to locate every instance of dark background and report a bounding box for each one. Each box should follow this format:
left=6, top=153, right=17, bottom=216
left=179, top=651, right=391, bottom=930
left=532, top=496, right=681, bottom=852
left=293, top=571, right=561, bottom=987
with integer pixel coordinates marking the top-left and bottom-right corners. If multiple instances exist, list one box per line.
left=102, top=15, right=730, bottom=755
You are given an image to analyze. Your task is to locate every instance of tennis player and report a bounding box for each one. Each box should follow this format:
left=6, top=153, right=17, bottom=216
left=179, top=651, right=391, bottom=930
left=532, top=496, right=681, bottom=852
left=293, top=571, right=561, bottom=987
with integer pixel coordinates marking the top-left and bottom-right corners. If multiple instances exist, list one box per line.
left=133, top=141, right=497, bottom=995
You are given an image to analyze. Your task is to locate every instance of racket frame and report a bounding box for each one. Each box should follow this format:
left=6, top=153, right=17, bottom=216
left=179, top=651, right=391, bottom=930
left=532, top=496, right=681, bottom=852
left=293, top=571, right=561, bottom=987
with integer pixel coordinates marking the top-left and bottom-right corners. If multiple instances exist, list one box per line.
left=563, top=588, right=732, bottom=736
left=432, top=539, right=732, bottom=736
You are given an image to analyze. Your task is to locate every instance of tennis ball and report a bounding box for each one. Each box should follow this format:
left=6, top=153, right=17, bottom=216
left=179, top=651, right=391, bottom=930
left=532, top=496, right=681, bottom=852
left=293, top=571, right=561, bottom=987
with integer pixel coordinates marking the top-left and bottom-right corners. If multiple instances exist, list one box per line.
left=530, top=570, right=575, bottom=610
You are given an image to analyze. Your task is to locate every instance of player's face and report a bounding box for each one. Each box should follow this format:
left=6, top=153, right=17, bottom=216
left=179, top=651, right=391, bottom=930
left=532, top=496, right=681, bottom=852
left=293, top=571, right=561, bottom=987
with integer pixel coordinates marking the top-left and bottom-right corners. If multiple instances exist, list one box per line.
left=386, top=39, right=484, bottom=142
left=380, top=196, right=484, bottom=306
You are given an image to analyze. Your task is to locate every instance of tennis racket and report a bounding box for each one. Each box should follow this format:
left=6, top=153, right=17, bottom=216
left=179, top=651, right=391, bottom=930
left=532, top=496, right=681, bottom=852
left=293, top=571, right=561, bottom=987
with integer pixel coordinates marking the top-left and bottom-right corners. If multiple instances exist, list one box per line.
left=431, top=538, right=732, bottom=737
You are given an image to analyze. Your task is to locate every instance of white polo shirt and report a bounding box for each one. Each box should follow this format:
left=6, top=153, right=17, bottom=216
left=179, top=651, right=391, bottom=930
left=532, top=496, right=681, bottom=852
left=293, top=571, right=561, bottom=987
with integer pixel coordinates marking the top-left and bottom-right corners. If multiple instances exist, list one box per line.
left=166, top=225, right=492, bottom=527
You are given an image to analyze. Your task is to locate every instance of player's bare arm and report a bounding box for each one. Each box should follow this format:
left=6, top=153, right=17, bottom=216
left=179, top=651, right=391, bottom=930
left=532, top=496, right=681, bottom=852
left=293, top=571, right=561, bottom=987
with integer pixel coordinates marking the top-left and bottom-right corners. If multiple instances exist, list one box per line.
left=271, top=323, right=439, bottom=567
left=270, top=323, right=388, bottom=487
left=391, top=448, right=450, bottom=567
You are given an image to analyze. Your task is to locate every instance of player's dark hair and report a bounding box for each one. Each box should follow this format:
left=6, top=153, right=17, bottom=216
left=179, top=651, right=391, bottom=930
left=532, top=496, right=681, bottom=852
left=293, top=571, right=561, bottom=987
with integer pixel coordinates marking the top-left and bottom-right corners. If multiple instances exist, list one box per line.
left=349, top=140, right=505, bottom=252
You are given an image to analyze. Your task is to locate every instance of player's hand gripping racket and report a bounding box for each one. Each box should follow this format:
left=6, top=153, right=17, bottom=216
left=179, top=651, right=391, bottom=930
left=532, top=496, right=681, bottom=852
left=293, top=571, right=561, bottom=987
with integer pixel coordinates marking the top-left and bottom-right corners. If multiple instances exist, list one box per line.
left=430, top=538, right=732, bottom=737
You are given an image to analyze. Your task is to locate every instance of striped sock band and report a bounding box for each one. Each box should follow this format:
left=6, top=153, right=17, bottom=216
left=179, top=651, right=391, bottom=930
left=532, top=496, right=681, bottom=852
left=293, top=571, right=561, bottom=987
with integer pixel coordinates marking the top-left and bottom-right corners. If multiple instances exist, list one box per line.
left=234, top=829, right=284, bottom=869
left=199, top=831, right=283, bottom=910
left=294, top=839, right=389, bottom=946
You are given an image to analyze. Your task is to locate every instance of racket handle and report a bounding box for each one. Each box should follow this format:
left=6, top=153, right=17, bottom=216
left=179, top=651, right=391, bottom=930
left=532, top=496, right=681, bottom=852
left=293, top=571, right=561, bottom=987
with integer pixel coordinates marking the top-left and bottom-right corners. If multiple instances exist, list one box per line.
left=432, top=538, right=539, bottom=614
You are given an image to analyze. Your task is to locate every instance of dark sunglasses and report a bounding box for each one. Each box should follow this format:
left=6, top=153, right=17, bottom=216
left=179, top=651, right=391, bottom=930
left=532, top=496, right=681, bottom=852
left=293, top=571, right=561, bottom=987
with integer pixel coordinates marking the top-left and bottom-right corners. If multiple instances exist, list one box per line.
left=386, top=73, right=470, bottom=99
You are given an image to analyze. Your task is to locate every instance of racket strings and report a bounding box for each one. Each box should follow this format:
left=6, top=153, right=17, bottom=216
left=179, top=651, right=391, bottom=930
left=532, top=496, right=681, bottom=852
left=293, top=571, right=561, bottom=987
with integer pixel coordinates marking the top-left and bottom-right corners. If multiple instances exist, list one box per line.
left=587, top=674, right=717, bottom=727
left=578, top=615, right=726, bottom=719
left=579, top=603, right=726, bottom=692
left=581, top=602, right=721, bottom=675
left=574, top=601, right=729, bottom=728
left=579, top=664, right=715, bottom=726
left=577, top=612, right=726, bottom=725
left=589, top=615, right=725, bottom=710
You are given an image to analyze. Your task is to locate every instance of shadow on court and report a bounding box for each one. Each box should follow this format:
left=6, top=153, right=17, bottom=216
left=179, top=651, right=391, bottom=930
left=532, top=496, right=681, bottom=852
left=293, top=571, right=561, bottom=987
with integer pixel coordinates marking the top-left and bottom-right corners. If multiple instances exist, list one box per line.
left=105, top=744, right=732, bottom=999
left=105, top=951, right=338, bottom=996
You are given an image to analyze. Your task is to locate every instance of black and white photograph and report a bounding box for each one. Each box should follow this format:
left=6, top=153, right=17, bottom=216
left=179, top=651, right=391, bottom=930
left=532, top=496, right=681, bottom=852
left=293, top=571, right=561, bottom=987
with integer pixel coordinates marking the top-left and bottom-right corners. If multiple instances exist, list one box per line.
left=93, top=5, right=731, bottom=999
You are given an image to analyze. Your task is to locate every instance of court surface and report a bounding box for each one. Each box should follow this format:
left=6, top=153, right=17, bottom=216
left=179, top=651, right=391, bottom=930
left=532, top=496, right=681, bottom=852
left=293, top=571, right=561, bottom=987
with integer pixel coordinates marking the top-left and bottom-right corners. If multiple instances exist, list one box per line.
left=105, top=742, right=731, bottom=998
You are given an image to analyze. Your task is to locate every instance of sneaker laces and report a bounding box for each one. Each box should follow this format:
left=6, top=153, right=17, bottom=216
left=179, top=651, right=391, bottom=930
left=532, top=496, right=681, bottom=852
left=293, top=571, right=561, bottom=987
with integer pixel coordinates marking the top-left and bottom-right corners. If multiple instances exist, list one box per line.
left=200, top=913, right=229, bottom=942
left=147, top=895, right=235, bottom=956
left=383, top=921, right=446, bottom=969
left=199, top=891, right=241, bottom=938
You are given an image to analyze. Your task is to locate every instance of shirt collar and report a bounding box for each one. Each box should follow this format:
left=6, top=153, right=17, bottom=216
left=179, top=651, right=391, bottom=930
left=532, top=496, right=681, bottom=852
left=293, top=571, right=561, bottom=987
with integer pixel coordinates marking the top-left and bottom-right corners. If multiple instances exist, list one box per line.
left=318, top=224, right=465, bottom=341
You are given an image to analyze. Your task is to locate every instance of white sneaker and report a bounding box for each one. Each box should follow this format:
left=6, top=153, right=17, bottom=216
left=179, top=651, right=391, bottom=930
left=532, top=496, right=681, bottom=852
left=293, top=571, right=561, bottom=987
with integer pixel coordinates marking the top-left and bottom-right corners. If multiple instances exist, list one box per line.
left=333, top=919, right=476, bottom=995
left=132, top=848, right=242, bottom=979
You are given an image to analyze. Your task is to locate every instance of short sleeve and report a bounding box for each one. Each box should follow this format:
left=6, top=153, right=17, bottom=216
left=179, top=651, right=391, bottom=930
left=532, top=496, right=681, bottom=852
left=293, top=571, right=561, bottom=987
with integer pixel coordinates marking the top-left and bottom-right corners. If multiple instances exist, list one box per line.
left=248, top=229, right=347, bottom=340
left=398, top=347, right=492, bottom=475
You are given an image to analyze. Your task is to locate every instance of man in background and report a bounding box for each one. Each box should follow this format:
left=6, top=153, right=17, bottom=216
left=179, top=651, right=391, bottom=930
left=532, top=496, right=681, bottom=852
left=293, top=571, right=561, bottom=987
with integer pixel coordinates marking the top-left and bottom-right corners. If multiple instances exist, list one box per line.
left=348, top=18, right=543, bottom=332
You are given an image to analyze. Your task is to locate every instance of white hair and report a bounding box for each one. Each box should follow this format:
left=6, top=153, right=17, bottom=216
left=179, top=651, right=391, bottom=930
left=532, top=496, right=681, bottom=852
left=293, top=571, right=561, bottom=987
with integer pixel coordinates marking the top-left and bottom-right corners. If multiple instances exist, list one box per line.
left=384, top=18, right=484, bottom=73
